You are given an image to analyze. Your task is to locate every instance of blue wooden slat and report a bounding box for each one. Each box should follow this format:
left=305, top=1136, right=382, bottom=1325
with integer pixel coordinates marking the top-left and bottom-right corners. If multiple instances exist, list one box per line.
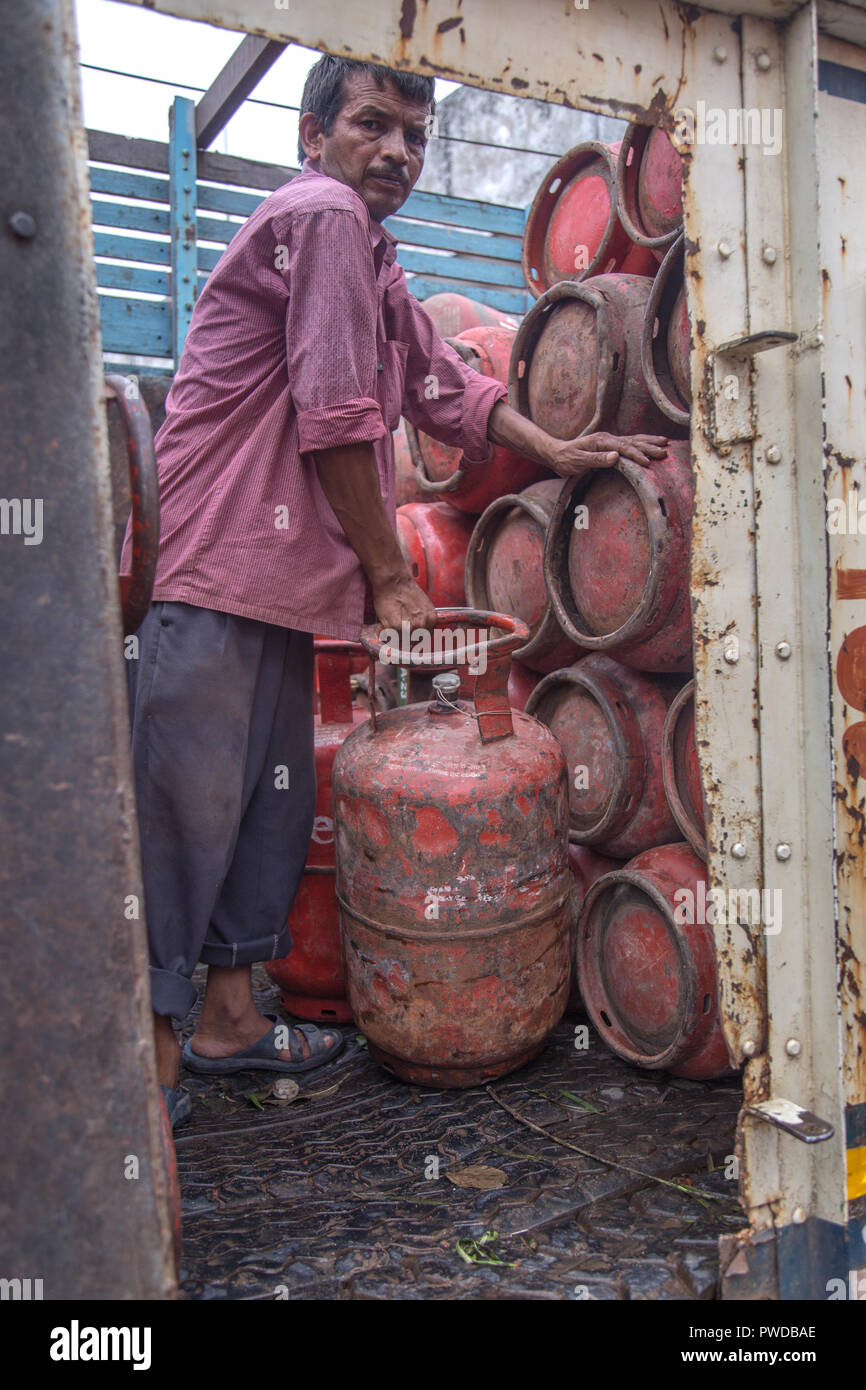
left=88, top=165, right=169, bottom=203
left=96, top=262, right=169, bottom=296
left=103, top=359, right=173, bottom=377
left=396, top=246, right=526, bottom=289
left=398, top=188, right=524, bottom=235
left=91, top=197, right=169, bottom=235
left=406, top=276, right=530, bottom=316
left=93, top=231, right=168, bottom=265
left=386, top=216, right=521, bottom=262
left=98, top=296, right=170, bottom=356
left=197, top=183, right=266, bottom=217
left=169, top=97, right=198, bottom=362
left=196, top=213, right=244, bottom=245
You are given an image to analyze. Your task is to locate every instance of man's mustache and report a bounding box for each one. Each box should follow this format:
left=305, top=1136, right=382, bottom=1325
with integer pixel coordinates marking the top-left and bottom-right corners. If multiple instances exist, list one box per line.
left=368, top=168, right=408, bottom=186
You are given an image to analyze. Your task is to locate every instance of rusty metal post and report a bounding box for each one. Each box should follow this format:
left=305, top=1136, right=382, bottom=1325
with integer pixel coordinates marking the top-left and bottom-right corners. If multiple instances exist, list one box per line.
left=0, top=0, right=176, bottom=1298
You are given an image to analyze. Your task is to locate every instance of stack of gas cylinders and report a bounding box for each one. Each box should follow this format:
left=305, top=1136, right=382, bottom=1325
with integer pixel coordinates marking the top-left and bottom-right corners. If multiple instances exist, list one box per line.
left=269, top=122, right=734, bottom=1087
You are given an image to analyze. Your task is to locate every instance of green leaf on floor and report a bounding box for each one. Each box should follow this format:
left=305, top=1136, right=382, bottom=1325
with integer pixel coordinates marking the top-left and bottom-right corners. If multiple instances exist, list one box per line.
left=244, top=1090, right=266, bottom=1110
left=456, top=1230, right=516, bottom=1267
left=558, top=1089, right=603, bottom=1114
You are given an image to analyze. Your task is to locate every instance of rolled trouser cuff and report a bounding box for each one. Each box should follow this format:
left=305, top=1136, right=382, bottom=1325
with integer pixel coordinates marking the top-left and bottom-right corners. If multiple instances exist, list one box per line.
left=150, top=967, right=199, bottom=1021
left=200, top=924, right=293, bottom=969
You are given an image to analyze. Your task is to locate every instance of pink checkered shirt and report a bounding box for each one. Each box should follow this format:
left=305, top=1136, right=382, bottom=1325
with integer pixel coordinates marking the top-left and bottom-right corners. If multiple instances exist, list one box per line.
left=120, top=160, right=508, bottom=639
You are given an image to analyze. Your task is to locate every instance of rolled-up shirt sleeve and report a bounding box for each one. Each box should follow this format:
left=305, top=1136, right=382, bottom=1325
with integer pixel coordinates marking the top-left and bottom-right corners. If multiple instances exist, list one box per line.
left=280, top=207, right=388, bottom=454
left=384, top=265, right=508, bottom=464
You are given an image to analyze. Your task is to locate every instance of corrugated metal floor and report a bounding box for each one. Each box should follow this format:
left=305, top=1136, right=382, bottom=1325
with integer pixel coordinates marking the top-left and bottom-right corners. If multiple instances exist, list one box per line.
left=174, top=966, right=743, bottom=1300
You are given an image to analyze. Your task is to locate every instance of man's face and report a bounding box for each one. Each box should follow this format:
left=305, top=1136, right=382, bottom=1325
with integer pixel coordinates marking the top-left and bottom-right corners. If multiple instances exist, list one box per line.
left=300, top=72, right=431, bottom=222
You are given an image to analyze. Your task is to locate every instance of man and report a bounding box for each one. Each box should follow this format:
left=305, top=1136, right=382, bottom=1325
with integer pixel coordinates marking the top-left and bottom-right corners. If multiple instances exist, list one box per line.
left=121, top=54, right=666, bottom=1126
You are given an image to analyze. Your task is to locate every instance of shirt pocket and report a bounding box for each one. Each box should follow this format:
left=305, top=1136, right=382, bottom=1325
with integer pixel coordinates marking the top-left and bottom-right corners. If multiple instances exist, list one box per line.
left=376, top=339, right=409, bottom=433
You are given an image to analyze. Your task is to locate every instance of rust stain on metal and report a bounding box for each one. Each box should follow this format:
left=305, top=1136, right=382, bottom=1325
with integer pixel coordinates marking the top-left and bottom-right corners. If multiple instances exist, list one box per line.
left=836, top=568, right=866, bottom=600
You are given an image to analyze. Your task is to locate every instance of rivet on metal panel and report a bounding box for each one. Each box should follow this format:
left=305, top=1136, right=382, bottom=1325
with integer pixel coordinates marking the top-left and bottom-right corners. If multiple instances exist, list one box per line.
left=793, top=1208, right=806, bottom=1223
left=775, top=641, right=792, bottom=660
left=713, top=46, right=728, bottom=64
left=786, top=1038, right=802, bottom=1057
left=776, top=843, right=792, bottom=861
left=766, top=445, right=782, bottom=464
left=762, top=246, right=778, bottom=265
left=743, top=1039, right=757, bottom=1056
left=732, top=842, right=747, bottom=859
left=724, top=636, right=739, bottom=664
left=756, top=51, right=772, bottom=71
left=8, top=211, right=36, bottom=238
left=718, top=241, right=733, bottom=259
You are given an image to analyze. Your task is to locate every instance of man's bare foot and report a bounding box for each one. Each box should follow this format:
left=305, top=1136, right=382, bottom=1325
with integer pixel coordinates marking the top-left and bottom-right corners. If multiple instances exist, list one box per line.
left=154, top=1011, right=181, bottom=1089
left=189, top=963, right=338, bottom=1063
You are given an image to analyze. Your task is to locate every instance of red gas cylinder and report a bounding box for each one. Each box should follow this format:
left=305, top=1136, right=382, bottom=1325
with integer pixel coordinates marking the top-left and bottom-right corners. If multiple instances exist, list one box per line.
left=406, top=325, right=550, bottom=514
left=543, top=441, right=694, bottom=672
left=616, top=123, right=683, bottom=253
left=577, top=842, right=734, bottom=1079
left=507, top=660, right=540, bottom=711
left=465, top=480, right=586, bottom=674
left=265, top=642, right=368, bottom=1022
left=662, top=678, right=707, bottom=859
left=526, top=654, right=682, bottom=858
left=396, top=502, right=475, bottom=607
left=566, top=844, right=622, bottom=1013
left=420, top=290, right=518, bottom=336
left=394, top=418, right=428, bottom=506
left=642, top=233, right=690, bottom=429
left=510, top=273, right=681, bottom=441
left=522, top=141, right=658, bottom=297
left=333, top=609, right=572, bottom=1088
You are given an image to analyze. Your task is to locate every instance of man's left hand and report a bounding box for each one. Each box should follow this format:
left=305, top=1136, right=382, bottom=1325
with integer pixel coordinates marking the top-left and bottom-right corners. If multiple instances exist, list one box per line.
left=548, top=432, right=669, bottom=477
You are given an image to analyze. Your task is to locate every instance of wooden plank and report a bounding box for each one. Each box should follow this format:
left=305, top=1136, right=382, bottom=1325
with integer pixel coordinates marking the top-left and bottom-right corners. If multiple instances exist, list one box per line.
left=96, top=262, right=169, bottom=296
left=197, top=147, right=298, bottom=191
left=91, top=198, right=169, bottom=236
left=98, top=295, right=170, bottom=356
left=386, top=216, right=521, bottom=262
left=103, top=358, right=174, bottom=377
left=404, top=276, right=529, bottom=316
left=196, top=212, right=244, bottom=245
left=396, top=246, right=527, bottom=289
left=197, top=183, right=266, bottom=217
left=88, top=165, right=169, bottom=204
left=395, top=188, right=524, bottom=236
left=87, top=129, right=168, bottom=174
left=195, top=34, right=287, bottom=148
left=93, top=231, right=169, bottom=265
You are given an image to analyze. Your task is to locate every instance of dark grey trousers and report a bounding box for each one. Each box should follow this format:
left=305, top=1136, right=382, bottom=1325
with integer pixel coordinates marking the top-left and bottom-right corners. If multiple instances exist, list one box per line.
left=127, top=601, right=315, bottom=1020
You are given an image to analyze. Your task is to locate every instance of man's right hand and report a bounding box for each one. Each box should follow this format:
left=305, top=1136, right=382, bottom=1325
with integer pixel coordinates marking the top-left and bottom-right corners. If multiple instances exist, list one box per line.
left=372, top=574, right=437, bottom=635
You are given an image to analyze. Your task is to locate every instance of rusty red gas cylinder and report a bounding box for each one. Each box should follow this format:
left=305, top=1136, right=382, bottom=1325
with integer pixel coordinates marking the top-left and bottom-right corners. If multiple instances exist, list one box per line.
left=526, top=654, right=682, bottom=858
left=465, top=480, right=586, bottom=674
left=522, top=141, right=658, bottom=298
left=406, top=325, right=550, bottom=514
left=396, top=501, right=475, bottom=608
left=566, top=844, right=623, bottom=1013
left=333, top=609, right=572, bottom=1088
left=543, top=441, right=694, bottom=672
left=662, top=678, right=707, bottom=859
left=510, top=273, right=681, bottom=441
left=420, top=290, right=518, bottom=336
left=266, top=642, right=368, bottom=1023
left=616, top=123, right=683, bottom=252
left=507, top=660, right=539, bottom=711
left=642, top=233, right=690, bottom=428
left=577, top=842, right=734, bottom=1079
left=393, top=418, right=427, bottom=507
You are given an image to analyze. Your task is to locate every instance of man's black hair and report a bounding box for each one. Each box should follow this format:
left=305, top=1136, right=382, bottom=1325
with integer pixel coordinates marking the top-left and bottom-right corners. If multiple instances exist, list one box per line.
left=297, top=55, right=435, bottom=164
